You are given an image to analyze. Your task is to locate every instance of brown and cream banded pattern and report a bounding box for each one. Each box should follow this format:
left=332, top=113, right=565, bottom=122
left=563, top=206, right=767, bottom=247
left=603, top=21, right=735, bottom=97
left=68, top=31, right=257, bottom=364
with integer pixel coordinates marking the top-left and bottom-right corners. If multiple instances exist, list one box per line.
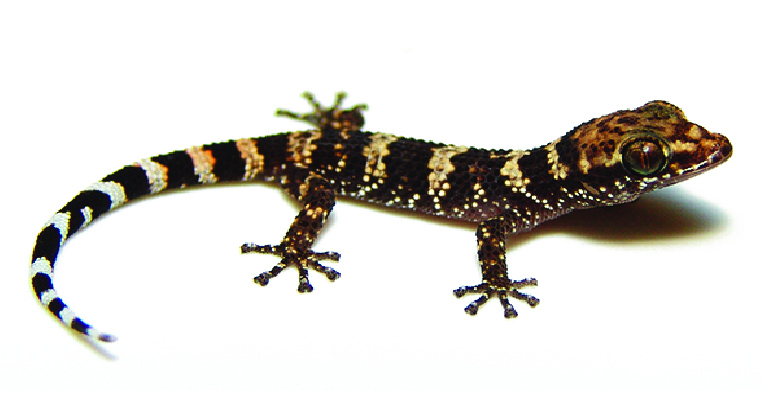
left=31, top=92, right=732, bottom=344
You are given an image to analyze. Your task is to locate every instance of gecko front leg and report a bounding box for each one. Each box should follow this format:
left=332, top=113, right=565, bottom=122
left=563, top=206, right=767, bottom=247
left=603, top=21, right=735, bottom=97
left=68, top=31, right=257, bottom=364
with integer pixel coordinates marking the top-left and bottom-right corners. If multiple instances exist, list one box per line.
left=454, top=215, right=540, bottom=317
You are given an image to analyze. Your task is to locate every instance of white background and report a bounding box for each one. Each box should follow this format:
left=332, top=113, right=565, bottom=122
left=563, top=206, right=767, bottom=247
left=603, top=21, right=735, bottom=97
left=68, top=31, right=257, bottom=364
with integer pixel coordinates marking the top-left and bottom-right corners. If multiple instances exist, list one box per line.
left=1, top=0, right=774, bottom=416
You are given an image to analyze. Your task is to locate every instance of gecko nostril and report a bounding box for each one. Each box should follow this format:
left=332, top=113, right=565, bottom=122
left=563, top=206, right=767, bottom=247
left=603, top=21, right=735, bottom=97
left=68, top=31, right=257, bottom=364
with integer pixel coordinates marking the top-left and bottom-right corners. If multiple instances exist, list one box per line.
left=706, top=135, right=732, bottom=165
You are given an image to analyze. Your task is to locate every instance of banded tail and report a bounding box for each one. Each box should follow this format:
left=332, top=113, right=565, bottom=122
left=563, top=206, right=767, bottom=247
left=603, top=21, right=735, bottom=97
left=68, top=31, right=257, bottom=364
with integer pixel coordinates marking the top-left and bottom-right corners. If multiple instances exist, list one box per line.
left=30, top=136, right=289, bottom=342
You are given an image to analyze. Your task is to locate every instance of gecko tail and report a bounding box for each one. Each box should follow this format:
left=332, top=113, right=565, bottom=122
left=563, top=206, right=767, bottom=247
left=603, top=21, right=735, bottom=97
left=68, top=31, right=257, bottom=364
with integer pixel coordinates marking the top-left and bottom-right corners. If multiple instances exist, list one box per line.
left=31, top=138, right=283, bottom=344
left=96, top=332, right=118, bottom=343
left=31, top=253, right=118, bottom=343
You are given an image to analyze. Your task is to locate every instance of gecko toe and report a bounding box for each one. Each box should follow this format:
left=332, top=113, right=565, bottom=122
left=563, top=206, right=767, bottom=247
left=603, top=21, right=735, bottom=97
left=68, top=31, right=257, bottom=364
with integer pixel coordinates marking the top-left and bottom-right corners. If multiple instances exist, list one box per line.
left=454, top=278, right=539, bottom=317
left=242, top=243, right=340, bottom=291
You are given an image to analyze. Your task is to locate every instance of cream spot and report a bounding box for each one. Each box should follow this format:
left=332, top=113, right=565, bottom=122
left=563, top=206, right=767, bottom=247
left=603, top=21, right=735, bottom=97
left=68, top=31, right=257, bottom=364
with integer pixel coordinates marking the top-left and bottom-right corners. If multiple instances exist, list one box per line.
left=86, top=182, right=127, bottom=208
left=687, top=125, right=702, bottom=140
left=363, top=133, right=398, bottom=178
left=30, top=257, right=52, bottom=278
left=545, top=137, right=570, bottom=179
left=59, top=307, right=76, bottom=326
left=288, top=131, right=321, bottom=168
left=671, top=139, right=699, bottom=153
left=135, top=158, right=168, bottom=194
left=428, top=145, right=468, bottom=194
left=40, top=289, right=57, bottom=306
left=185, top=146, right=218, bottom=184
left=45, top=212, right=71, bottom=245
left=236, top=138, right=264, bottom=181
left=81, top=207, right=93, bottom=227
left=499, top=149, right=530, bottom=188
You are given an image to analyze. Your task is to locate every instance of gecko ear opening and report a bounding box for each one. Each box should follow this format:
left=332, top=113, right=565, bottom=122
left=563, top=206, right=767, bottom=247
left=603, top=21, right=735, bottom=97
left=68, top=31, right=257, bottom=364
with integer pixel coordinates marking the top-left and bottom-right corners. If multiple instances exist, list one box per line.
left=620, top=132, right=672, bottom=176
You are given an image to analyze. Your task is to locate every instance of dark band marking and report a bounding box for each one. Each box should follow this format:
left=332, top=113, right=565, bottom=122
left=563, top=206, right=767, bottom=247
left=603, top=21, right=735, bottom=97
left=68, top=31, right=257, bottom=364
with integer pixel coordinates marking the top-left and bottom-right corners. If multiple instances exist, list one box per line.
left=151, top=150, right=198, bottom=189
left=31, top=272, right=54, bottom=299
left=204, top=140, right=249, bottom=182
left=102, top=166, right=150, bottom=201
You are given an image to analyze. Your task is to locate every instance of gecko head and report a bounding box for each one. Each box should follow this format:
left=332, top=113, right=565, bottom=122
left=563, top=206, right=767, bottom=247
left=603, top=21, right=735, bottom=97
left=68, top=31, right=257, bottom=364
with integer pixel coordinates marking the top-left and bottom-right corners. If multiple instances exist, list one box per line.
left=562, top=100, right=732, bottom=205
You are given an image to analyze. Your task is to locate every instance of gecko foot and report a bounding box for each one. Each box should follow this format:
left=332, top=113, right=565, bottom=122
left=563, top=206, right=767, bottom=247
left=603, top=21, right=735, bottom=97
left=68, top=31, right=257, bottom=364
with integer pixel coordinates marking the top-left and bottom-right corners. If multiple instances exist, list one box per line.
left=453, top=278, right=539, bottom=318
left=241, top=243, right=340, bottom=293
left=276, top=91, right=368, bottom=131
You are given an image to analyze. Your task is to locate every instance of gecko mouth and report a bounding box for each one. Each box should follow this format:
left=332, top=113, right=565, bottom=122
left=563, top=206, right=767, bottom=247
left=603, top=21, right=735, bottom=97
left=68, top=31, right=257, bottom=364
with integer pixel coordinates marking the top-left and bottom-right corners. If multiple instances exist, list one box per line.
left=660, top=133, right=732, bottom=187
left=693, top=132, right=732, bottom=169
left=693, top=132, right=732, bottom=175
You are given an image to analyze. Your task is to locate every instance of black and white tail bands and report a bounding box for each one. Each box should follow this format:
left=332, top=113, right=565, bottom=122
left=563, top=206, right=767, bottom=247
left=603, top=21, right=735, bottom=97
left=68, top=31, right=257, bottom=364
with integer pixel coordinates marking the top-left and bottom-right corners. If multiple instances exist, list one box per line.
left=31, top=138, right=272, bottom=342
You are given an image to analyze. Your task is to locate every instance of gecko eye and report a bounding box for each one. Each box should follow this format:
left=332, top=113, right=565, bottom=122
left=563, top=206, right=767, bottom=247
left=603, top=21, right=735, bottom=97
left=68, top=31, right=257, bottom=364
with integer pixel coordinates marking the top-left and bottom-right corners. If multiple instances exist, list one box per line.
left=620, top=134, right=671, bottom=176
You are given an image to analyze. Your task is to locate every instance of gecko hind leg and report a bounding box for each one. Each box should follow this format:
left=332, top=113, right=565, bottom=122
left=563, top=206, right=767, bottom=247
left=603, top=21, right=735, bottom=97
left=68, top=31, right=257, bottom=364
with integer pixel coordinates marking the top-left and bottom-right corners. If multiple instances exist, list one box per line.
left=241, top=176, right=340, bottom=293
left=276, top=91, right=368, bottom=131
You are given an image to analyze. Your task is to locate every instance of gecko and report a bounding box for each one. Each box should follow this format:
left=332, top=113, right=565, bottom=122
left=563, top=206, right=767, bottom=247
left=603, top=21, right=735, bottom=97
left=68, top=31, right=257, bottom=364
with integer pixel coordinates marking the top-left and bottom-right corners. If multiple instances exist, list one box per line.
left=30, top=92, right=732, bottom=344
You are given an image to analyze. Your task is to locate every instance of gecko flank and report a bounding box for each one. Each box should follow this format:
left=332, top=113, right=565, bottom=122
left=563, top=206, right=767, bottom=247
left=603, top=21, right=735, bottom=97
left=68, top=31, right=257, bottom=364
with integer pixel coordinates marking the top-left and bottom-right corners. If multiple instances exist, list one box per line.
left=31, top=93, right=732, bottom=343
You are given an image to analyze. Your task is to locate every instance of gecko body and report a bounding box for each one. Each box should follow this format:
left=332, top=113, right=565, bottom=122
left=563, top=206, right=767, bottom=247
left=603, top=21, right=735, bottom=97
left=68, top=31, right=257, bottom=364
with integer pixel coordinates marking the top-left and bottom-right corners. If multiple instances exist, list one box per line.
left=30, top=93, right=732, bottom=343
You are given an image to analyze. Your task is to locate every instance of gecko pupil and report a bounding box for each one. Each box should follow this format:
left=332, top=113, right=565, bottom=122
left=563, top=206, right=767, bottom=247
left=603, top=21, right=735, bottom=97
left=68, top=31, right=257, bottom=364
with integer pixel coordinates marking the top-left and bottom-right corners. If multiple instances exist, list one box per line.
left=622, top=138, right=667, bottom=175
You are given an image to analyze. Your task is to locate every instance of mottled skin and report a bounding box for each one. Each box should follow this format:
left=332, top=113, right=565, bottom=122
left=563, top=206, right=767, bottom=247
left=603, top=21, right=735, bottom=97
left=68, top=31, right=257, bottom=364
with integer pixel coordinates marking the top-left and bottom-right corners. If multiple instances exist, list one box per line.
left=260, top=95, right=732, bottom=317
left=30, top=93, right=732, bottom=343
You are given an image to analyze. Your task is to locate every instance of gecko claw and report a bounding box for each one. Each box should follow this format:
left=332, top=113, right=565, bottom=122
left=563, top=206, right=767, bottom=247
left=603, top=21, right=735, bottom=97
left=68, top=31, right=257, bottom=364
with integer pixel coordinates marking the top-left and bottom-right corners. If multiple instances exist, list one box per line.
left=241, top=243, right=340, bottom=292
left=454, top=278, right=539, bottom=317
